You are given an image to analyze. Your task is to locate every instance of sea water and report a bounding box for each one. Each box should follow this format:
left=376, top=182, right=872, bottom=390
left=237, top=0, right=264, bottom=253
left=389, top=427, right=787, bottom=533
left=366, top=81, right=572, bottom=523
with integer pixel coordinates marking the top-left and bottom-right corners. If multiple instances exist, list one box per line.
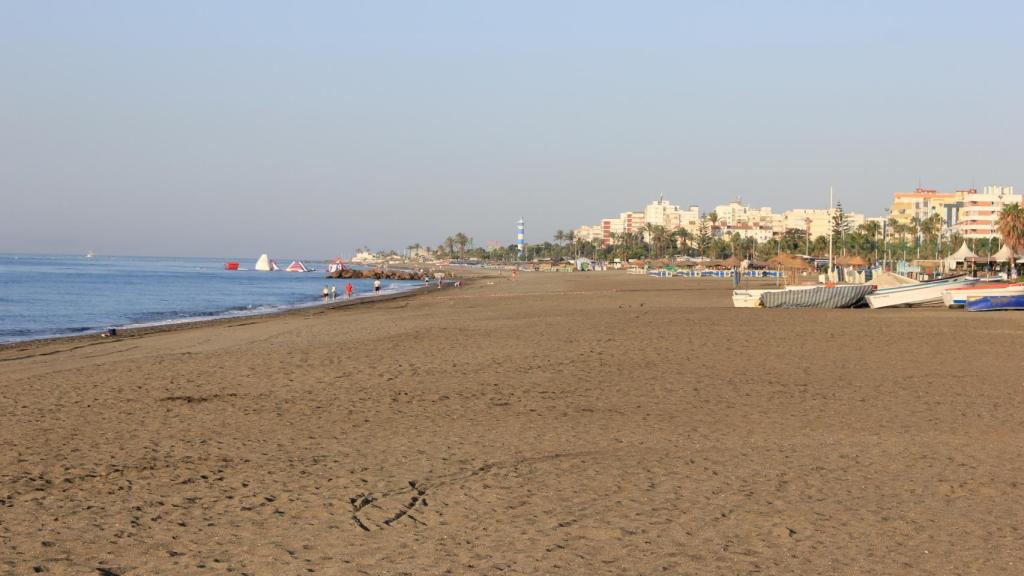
left=0, top=254, right=422, bottom=344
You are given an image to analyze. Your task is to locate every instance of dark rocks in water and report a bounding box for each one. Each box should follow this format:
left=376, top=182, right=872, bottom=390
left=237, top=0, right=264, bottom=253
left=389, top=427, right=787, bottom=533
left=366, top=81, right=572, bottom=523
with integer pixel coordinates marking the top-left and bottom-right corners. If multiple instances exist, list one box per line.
left=325, top=268, right=426, bottom=281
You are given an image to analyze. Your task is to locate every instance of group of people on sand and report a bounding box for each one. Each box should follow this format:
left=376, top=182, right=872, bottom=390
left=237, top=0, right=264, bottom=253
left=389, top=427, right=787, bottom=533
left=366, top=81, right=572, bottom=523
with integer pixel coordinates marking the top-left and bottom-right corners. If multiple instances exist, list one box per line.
left=420, top=270, right=464, bottom=289
left=324, top=272, right=467, bottom=301
left=322, top=281, right=372, bottom=302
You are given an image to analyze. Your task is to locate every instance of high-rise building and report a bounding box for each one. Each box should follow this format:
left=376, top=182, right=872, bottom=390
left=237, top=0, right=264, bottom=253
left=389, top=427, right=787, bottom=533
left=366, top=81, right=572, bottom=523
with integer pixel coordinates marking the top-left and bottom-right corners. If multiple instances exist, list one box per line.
left=956, top=186, right=1020, bottom=239
left=577, top=196, right=705, bottom=246
left=886, top=186, right=1020, bottom=238
left=574, top=225, right=604, bottom=243
left=888, top=188, right=961, bottom=226
left=600, top=211, right=645, bottom=243
left=713, top=200, right=785, bottom=235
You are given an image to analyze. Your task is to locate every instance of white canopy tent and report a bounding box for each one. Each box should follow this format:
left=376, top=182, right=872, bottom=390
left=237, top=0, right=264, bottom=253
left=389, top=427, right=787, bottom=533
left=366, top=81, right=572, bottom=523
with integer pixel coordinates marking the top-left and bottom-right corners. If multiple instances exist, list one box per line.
left=990, top=243, right=1024, bottom=263
left=945, top=242, right=976, bottom=269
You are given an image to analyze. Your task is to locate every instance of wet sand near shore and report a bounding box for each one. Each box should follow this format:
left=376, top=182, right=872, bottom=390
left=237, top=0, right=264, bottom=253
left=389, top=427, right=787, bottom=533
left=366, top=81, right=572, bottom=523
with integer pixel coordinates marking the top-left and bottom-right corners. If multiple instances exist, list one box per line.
left=2, top=271, right=1022, bottom=575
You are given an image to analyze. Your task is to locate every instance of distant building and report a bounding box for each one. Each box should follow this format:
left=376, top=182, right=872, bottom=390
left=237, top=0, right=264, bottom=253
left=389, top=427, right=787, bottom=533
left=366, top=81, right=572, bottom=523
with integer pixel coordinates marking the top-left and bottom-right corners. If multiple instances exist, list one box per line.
left=886, top=186, right=1020, bottom=238
left=782, top=208, right=865, bottom=239
left=408, top=247, right=432, bottom=259
left=351, top=249, right=379, bottom=264
left=714, top=223, right=775, bottom=243
left=578, top=196, right=703, bottom=246
left=574, top=224, right=604, bottom=243
left=888, top=188, right=963, bottom=228
left=956, top=186, right=1020, bottom=239
left=600, top=211, right=645, bottom=245
left=643, top=196, right=700, bottom=230
left=714, top=199, right=785, bottom=234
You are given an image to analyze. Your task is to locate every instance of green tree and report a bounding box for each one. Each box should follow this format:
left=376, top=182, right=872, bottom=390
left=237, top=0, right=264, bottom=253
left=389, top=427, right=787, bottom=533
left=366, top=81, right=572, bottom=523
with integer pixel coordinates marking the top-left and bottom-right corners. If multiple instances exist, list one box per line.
left=695, top=218, right=711, bottom=258
left=674, top=227, right=691, bottom=257
left=997, top=203, right=1024, bottom=272
left=453, top=232, right=470, bottom=259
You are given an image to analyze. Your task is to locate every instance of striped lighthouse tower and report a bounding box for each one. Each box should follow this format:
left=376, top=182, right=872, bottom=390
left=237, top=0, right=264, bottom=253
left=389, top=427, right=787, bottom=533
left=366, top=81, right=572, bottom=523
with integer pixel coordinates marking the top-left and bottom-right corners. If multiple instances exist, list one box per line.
left=516, top=218, right=526, bottom=259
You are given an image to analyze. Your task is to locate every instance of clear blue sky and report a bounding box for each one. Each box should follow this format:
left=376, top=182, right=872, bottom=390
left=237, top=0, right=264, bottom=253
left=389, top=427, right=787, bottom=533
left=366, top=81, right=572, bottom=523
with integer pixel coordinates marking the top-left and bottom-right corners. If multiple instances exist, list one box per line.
left=2, top=1, right=1021, bottom=257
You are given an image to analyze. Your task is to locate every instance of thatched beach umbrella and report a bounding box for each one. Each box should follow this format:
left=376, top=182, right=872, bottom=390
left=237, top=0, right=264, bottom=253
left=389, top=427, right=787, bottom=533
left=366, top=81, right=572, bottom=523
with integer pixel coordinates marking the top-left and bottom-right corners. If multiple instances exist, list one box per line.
left=835, top=255, right=869, bottom=267
left=768, top=253, right=813, bottom=284
left=723, top=255, right=743, bottom=268
left=767, top=253, right=812, bottom=270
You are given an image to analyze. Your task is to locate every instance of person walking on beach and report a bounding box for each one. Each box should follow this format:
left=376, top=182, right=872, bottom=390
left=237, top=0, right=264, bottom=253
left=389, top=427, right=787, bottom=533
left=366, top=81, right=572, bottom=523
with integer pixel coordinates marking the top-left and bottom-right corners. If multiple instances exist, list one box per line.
left=322, top=285, right=330, bottom=302
left=345, top=282, right=354, bottom=298
left=373, top=279, right=381, bottom=294
left=330, top=284, right=337, bottom=301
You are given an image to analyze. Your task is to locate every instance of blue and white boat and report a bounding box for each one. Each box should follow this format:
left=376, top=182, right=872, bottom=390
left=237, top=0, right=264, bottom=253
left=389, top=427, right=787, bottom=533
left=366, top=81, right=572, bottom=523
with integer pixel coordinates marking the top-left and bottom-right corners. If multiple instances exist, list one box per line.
left=965, top=295, right=1024, bottom=312
left=866, top=275, right=978, bottom=309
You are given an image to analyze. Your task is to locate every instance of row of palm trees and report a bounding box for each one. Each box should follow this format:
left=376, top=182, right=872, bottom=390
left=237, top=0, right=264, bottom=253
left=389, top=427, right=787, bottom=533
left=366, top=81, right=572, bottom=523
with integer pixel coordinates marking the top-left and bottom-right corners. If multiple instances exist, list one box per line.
left=432, top=233, right=472, bottom=260
left=420, top=203, right=1024, bottom=265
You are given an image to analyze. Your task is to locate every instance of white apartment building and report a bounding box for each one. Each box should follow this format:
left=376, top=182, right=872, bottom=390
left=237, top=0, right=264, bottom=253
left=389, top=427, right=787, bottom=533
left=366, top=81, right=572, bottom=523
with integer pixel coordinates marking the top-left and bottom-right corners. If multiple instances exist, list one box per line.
left=715, top=223, right=775, bottom=243
left=644, top=196, right=701, bottom=231
left=599, top=211, right=644, bottom=244
left=782, top=208, right=865, bottom=239
left=574, top=225, right=604, bottom=243
left=956, top=186, right=1021, bottom=239
left=714, top=200, right=785, bottom=234
left=580, top=196, right=702, bottom=246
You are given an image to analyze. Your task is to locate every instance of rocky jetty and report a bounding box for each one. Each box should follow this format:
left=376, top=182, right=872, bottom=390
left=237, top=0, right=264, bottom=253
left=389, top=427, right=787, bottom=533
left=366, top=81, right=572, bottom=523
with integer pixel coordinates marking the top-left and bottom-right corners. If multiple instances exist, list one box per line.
left=326, top=268, right=426, bottom=280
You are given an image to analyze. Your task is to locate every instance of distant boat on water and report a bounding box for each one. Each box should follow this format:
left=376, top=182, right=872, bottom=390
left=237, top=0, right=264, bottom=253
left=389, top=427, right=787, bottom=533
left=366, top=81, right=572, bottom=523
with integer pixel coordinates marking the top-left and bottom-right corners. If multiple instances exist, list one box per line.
left=85, top=250, right=96, bottom=258
left=285, top=260, right=311, bottom=273
left=224, top=261, right=240, bottom=271
left=254, top=254, right=280, bottom=272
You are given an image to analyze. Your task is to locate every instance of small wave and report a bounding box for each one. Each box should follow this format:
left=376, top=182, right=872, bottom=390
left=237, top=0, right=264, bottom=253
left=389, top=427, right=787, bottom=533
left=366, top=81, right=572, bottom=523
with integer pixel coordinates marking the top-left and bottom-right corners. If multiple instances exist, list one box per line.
left=1, top=284, right=422, bottom=344
left=0, top=325, right=99, bottom=344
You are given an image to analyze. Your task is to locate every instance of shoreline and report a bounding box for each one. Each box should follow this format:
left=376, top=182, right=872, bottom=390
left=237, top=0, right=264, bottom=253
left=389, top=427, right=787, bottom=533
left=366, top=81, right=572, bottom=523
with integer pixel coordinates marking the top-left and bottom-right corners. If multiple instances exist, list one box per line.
left=0, top=282, right=439, bottom=354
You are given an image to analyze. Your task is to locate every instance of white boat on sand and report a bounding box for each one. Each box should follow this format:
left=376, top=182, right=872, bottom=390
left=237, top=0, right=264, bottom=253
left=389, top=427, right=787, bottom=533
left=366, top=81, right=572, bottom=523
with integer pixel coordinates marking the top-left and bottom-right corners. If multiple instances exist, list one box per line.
left=866, top=276, right=978, bottom=309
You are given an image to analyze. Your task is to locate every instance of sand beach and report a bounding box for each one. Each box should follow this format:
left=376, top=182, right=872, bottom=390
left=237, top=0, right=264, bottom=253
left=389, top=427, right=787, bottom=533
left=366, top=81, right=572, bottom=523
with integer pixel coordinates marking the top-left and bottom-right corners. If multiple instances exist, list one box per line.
left=2, top=271, right=1023, bottom=575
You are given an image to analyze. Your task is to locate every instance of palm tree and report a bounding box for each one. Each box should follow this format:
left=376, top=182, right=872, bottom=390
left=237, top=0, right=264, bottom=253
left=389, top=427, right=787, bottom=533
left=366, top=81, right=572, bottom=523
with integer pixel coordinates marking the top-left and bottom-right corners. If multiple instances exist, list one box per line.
left=997, top=203, right=1024, bottom=273
left=444, top=236, right=456, bottom=258
left=453, top=232, right=471, bottom=259
left=674, top=227, right=690, bottom=256
left=861, top=221, right=881, bottom=242
left=909, top=216, right=923, bottom=259
left=650, top=225, right=671, bottom=259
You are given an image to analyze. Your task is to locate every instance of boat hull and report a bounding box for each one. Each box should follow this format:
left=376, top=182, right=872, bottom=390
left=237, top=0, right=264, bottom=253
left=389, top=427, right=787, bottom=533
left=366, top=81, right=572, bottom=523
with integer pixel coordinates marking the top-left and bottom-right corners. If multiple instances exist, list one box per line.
left=966, top=295, right=1024, bottom=311
left=942, top=283, right=1023, bottom=307
left=867, top=277, right=978, bottom=309
left=731, top=290, right=765, bottom=307
left=760, top=284, right=873, bottom=309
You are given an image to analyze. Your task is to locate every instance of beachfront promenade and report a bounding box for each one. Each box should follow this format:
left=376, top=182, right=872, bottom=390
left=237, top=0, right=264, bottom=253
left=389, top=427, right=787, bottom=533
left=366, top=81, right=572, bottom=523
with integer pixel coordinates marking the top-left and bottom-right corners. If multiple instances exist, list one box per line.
left=2, top=271, right=1022, bottom=574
